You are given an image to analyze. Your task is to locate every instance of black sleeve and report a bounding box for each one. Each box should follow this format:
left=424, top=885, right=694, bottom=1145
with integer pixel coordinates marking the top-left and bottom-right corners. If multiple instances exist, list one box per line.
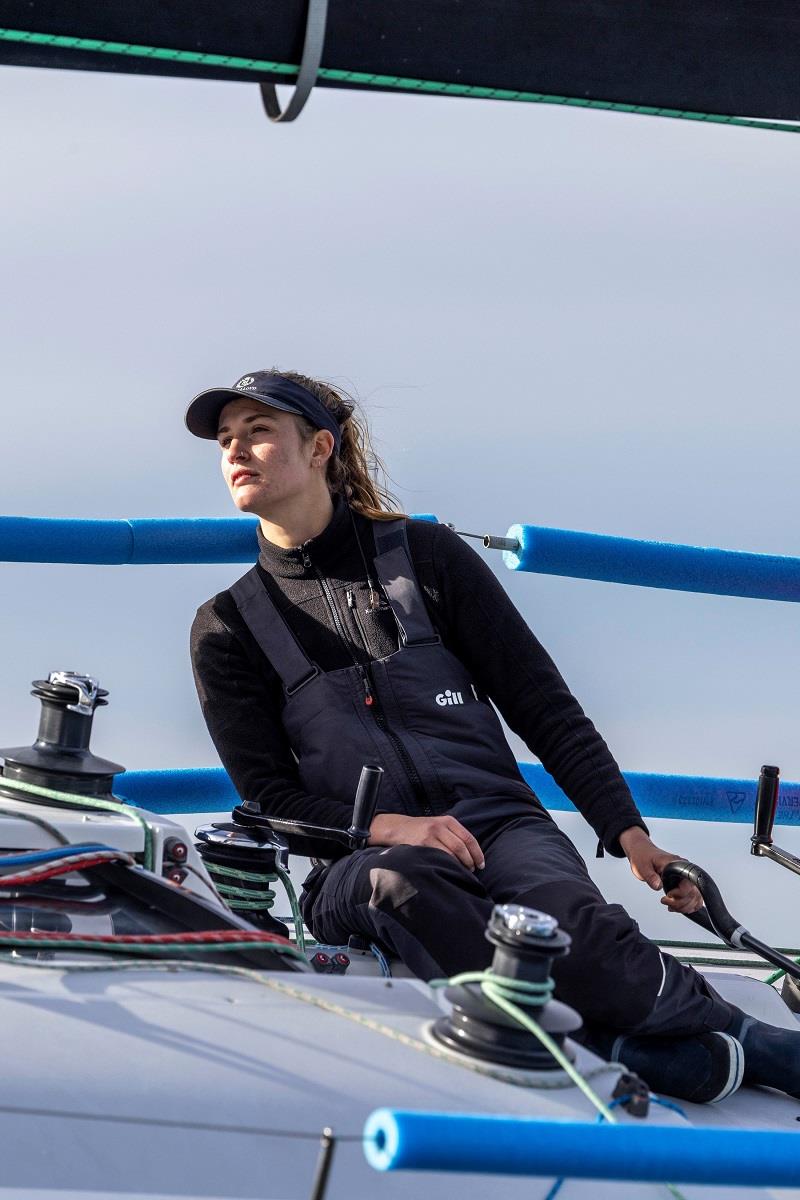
left=190, top=599, right=354, bottom=836
left=426, top=521, right=648, bottom=856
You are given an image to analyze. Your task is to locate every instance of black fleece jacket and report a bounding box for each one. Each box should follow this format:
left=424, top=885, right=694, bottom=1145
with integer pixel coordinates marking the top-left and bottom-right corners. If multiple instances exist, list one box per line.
left=190, top=497, right=647, bottom=856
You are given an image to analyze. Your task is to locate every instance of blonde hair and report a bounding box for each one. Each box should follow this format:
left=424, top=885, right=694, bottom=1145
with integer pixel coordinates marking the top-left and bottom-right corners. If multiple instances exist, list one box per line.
left=268, top=369, right=405, bottom=520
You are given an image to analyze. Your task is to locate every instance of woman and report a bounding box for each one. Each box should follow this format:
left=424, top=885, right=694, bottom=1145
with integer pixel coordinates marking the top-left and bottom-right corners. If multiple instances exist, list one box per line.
left=187, top=367, right=798, bottom=1104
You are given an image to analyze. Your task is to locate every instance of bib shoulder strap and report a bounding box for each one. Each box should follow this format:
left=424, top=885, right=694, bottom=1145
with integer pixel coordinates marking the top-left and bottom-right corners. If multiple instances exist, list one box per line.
left=372, top=520, right=441, bottom=647
left=228, top=568, right=319, bottom=696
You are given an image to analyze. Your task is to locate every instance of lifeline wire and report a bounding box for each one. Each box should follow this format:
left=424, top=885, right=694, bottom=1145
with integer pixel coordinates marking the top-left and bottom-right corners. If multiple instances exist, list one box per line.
left=764, top=956, right=800, bottom=986
left=0, top=775, right=155, bottom=869
left=0, top=27, right=797, bottom=135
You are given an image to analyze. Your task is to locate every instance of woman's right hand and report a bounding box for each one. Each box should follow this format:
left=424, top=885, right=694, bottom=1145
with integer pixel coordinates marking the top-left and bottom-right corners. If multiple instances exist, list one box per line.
left=368, top=813, right=485, bottom=872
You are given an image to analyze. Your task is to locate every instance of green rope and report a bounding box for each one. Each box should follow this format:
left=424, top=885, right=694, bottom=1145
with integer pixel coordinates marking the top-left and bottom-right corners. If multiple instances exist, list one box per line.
left=0, top=776, right=154, bottom=870
left=433, top=968, right=688, bottom=1200
left=205, top=861, right=278, bottom=908
left=658, top=938, right=800, bottom=955
left=204, top=858, right=306, bottom=954
left=0, top=27, right=797, bottom=135
left=764, top=956, right=800, bottom=986
left=432, top=969, right=616, bottom=1122
left=275, top=861, right=306, bottom=955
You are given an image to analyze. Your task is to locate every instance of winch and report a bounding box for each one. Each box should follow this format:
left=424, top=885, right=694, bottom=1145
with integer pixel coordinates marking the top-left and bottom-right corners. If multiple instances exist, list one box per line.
left=0, top=671, right=124, bottom=799
left=431, top=902, right=582, bottom=1069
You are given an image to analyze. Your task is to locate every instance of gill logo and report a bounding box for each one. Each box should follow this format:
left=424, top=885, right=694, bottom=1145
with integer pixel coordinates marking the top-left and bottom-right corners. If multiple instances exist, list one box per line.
left=436, top=689, right=464, bottom=706
left=236, top=376, right=255, bottom=389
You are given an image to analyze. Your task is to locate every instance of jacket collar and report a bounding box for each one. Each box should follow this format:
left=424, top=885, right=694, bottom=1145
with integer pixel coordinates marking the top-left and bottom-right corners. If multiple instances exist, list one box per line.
left=256, top=493, right=356, bottom=578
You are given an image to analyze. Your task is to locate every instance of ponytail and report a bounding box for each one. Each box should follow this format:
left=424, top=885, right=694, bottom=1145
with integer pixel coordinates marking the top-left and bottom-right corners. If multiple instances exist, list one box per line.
left=267, top=369, right=405, bottom=520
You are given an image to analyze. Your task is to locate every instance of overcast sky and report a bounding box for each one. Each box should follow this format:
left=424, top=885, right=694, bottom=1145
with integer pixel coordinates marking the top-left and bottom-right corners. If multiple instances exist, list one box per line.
left=1, top=62, right=799, bottom=807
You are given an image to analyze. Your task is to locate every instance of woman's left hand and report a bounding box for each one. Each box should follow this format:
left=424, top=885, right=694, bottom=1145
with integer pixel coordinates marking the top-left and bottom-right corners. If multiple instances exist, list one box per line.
left=618, top=826, right=704, bottom=914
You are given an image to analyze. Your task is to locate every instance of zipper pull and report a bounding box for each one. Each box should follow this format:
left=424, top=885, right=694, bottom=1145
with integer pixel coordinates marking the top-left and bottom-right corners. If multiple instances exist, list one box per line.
left=301, top=548, right=312, bottom=570
left=359, top=666, right=374, bottom=707
left=346, top=589, right=355, bottom=609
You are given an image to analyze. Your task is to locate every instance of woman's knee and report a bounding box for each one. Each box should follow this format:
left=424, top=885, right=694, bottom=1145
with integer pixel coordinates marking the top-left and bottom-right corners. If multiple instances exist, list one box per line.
left=367, top=844, right=484, bottom=907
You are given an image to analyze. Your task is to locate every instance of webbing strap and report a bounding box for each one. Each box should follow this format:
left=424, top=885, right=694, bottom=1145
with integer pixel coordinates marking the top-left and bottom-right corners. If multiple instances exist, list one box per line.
left=230, top=568, right=319, bottom=695
left=259, top=0, right=328, bottom=123
left=373, top=521, right=440, bottom=647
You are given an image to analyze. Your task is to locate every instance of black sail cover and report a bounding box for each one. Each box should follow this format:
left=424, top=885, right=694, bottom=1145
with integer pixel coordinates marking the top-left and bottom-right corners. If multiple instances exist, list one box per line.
left=0, top=0, right=799, bottom=122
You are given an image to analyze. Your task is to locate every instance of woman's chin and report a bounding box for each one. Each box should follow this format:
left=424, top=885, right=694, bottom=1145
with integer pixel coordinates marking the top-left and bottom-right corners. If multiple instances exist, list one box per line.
left=231, top=492, right=260, bottom=514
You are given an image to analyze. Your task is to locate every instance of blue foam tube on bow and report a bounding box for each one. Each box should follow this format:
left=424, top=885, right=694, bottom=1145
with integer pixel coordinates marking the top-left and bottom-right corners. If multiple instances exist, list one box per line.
left=0, top=516, right=259, bottom=564
left=114, top=764, right=800, bottom=825
left=363, top=1110, right=800, bottom=1185
left=116, top=768, right=240, bottom=813
left=0, top=513, right=439, bottom=564
left=503, top=523, right=800, bottom=602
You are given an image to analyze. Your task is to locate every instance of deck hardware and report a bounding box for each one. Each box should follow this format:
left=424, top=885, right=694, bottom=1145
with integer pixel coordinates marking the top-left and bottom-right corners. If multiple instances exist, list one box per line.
left=309, top=1127, right=336, bottom=1200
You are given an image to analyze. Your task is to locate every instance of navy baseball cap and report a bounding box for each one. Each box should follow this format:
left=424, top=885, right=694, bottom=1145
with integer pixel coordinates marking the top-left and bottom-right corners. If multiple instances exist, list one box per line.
left=185, top=370, right=342, bottom=452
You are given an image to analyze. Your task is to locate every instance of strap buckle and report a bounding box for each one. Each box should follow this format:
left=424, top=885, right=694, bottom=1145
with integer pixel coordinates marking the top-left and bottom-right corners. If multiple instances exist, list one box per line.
left=285, top=665, right=320, bottom=697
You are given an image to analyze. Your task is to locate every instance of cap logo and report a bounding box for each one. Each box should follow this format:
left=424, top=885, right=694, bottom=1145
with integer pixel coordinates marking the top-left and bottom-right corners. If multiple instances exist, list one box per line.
left=236, top=376, right=255, bottom=389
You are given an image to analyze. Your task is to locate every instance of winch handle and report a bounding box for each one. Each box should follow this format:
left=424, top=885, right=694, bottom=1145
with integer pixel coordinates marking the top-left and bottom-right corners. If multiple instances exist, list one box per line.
left=661, top=859, right=740, bottom=942
left=752, top=764, right=780, bottom=851
left=662, top=858, right=800, bottom=982
left=348, top=765, right=384, bottom=849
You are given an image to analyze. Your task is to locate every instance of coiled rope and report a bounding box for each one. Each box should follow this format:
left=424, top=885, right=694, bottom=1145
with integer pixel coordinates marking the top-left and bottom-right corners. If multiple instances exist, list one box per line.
left=0, top=27, right=797, bottom=135
left=203, top=858, right=306, bottom=953
left=431, top=969, right=616, bottom=1122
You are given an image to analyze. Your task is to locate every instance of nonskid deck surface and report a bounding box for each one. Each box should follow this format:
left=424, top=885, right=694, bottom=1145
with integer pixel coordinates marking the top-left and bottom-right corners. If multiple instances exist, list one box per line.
left=0, top=960, right=796, bottom=1199
left=0, top=803, right=797, bottom=1199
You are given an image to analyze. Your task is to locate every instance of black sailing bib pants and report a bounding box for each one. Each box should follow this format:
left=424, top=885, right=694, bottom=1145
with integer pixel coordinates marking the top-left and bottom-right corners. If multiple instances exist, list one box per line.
left=232, top=519, right=732, bottom=1037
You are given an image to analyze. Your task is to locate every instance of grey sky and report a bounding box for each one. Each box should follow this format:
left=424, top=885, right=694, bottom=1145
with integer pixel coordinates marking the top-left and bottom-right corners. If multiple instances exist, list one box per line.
left=1, top=62, right=799, bottom=808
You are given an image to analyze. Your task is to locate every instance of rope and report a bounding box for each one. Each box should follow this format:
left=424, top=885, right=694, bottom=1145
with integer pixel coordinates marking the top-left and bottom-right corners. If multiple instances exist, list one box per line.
left=764, top=956, right=800, bottom=986
left=369, top=942, right=392, bottom=978
left=0, top=803, right=70, bottom=846
left=205, top=861, right=277, bottom=908
left=0, top=927, right=303, bottom=960
left=0, top=776, right=155, bottom=870
left=433, top=969, right=616, bottom=1122
left=0, top=949, right=625, bottom=1091
left=0, top=27, right=797, bottom=135
left=203, top=859, right=306, bottom=954
left=0, top=849, right=135, bottom=887
left=275, top=861, right=306, bottom=955
left=658, top=939, right=800, bottom=955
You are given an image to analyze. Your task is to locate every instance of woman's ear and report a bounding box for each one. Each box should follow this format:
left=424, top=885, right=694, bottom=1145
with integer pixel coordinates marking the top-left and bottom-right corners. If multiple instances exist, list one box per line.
left=312, top=429, right=335, bottom=467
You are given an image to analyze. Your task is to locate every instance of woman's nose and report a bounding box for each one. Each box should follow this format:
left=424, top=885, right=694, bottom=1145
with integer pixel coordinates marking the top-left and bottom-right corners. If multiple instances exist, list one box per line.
left=226, top=438, right=248, bottom=462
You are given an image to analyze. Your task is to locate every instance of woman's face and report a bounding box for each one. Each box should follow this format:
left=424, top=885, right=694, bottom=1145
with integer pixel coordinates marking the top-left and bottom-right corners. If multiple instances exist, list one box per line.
left=217, top=396, right=327, bottom=516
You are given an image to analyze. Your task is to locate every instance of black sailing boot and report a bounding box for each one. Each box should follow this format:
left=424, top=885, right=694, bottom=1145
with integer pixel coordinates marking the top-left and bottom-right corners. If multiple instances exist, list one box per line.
left=582, top=1029, right=745, bottom=1105
left=724, top=1012, right=800, bottom=1099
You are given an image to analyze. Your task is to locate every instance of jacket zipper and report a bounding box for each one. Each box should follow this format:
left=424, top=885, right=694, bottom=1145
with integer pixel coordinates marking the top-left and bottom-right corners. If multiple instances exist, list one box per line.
left=305, top=551, right=432, bottom=816
left=346, top=588, right=370, bottom=655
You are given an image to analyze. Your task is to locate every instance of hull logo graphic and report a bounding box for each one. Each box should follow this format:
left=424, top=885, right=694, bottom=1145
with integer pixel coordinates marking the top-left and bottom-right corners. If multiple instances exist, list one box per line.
left=436, top=689, right=464, bottom=706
